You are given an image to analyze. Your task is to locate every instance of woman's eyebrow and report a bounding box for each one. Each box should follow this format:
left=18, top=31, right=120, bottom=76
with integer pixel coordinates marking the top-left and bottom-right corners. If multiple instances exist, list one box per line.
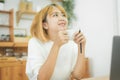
left=49, top=12, right=58, bottom=16
left=50, top=11, right=63, bottom=15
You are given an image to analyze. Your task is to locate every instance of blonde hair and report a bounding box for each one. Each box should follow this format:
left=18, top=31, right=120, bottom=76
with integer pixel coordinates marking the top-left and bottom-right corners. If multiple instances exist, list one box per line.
left=30, top=4, right=67, bottom=42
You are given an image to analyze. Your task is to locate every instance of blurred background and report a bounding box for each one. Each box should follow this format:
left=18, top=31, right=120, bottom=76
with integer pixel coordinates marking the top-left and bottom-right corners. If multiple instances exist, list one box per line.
left=0, top=0, right=120, bottom=79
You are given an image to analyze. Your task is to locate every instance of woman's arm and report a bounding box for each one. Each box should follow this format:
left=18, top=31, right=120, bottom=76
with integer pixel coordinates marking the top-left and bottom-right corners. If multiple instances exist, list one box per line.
left=37, top=43, right=60, bottom=80
left=37, top=29, right=69, bottom=80
left=72, top=31, right=86, bottom=80
left=72, top=44, right=85, bottom=79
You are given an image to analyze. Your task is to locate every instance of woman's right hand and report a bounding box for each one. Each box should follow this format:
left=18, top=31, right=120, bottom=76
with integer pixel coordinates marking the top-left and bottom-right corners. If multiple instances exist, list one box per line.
left=54, top=27, right=69, bottom=47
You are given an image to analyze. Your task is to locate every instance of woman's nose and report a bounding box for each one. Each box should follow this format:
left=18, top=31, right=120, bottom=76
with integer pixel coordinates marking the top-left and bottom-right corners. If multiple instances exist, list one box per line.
left=59, top=15, right=65, bottom=21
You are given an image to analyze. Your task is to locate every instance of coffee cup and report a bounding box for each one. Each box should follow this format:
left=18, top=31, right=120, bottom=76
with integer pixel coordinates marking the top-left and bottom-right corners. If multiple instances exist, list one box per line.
left=66, top=29, right=76, bottom=40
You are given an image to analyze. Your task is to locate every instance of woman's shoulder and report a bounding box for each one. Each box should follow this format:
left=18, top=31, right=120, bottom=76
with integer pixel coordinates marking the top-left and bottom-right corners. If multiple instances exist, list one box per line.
left=29, top=37, right=38, bottom=42
left=28, top=37, right=43, bottom=45
left=28, top=37, right=52, bottom=46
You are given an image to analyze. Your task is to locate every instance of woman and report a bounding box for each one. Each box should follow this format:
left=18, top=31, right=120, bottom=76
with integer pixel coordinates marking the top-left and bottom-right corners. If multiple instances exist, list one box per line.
left=26, top=3, right=86, bottom=80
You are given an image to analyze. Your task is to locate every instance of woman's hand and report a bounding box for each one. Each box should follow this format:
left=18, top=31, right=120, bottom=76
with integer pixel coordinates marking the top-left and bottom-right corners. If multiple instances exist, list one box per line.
left=72, top=31, right=86, bottom=79
left=54, top=27, right=69, bottom=47
left=73, top=31, right=86, bottom=47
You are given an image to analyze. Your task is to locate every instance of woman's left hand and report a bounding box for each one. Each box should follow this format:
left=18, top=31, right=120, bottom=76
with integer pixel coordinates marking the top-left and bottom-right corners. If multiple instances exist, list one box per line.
left=73, top=31, right=86, bottom=46
left=72, top=31, right=86, bottom=79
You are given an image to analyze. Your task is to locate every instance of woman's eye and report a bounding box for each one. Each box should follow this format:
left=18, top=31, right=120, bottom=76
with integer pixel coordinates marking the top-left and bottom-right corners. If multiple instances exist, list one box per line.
left=52, top=13, right=65, bottom=17
left=53, top=14, right=58, bottom=17
left=62, top=14, right=65, bottom=17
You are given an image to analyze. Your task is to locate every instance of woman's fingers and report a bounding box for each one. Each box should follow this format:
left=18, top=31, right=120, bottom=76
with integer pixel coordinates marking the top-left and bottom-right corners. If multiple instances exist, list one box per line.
left=73, top=31, right=86, bottom=44
left=57, top=30, right=69, bottom=45
left=76, top=36, right=84, bottom=43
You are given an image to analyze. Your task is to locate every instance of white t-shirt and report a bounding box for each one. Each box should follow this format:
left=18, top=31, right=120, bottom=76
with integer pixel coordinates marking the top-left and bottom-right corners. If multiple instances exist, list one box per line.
left=26, top=37, right=78, bottom=80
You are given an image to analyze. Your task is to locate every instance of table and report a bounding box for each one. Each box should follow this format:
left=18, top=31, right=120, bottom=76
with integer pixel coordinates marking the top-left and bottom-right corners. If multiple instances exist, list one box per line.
left=82, top=76, right=109, bottom=80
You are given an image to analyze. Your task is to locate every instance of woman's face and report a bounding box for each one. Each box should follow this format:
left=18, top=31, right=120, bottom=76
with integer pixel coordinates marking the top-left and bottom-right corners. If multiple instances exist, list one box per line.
left=43, top=7, right=68, bottom=36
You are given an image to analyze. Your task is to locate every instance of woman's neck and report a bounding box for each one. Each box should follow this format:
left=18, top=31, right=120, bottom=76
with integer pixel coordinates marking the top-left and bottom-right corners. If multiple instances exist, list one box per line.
left=48, top=33, right=56, bottom=42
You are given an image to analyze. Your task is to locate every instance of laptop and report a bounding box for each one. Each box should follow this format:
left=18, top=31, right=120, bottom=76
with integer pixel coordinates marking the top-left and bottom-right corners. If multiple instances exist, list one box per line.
left=110, top=36, right=120, bottom=80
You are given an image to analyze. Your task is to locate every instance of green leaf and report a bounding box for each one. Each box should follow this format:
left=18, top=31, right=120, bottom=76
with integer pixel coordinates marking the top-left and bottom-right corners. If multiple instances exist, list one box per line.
left=62, top=0, right=76, bottom=25
left=0, top=0, right=5, bottom=3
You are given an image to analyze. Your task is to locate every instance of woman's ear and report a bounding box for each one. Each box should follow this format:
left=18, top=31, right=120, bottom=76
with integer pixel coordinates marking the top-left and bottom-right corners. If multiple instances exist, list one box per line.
left=43, top=22, right=48, bottom=30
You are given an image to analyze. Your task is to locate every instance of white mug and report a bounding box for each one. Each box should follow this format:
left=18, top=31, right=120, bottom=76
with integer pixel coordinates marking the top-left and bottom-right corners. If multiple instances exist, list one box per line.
left=66, top=29, right=76, bottom=40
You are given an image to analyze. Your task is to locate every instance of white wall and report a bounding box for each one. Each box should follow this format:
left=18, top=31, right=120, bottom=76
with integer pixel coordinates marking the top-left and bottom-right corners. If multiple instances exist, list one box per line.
left=117, top=0, right=120, bottom=35
left=74, top=0, right=117, bottom=77
left=2, top=0, right=118, bottom=77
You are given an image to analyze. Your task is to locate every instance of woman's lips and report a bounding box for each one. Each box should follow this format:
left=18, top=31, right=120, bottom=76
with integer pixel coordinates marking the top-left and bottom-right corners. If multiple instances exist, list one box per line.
left=59, top=23, right=65, bottom=26
left=58, top=22, right=66, bottom=27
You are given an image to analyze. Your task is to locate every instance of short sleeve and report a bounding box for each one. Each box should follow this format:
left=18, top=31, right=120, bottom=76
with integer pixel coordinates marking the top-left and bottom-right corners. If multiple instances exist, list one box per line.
left=26, top=38, right=45, bottom=80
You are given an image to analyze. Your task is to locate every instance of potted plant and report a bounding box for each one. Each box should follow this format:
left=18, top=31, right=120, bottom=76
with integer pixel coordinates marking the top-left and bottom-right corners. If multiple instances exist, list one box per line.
left=62, top=0, right=76, bottom=25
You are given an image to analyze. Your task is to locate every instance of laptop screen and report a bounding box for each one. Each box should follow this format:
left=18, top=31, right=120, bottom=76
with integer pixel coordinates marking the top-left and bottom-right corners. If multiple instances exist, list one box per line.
left=110, top=36, right=120, bottom=80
